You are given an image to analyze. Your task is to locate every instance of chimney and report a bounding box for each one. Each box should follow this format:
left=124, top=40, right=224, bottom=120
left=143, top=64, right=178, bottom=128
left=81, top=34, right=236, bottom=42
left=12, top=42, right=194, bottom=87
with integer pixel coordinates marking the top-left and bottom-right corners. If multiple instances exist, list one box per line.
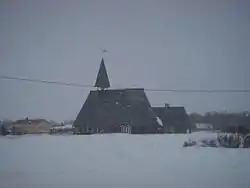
left=164, top=103, right=170, bottom=108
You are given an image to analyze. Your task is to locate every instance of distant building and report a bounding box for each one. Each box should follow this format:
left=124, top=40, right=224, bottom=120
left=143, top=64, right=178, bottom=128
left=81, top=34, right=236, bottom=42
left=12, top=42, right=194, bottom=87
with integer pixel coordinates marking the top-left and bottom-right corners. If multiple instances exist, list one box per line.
left=11, top=118, right=52, bottom=134
left=195, top=123, right=213, bottom=131
left=73, top=58, right=161, bottom=134
left=50, top=124, right=74, bottom=134
left=153, top=104, right=191, bottom=133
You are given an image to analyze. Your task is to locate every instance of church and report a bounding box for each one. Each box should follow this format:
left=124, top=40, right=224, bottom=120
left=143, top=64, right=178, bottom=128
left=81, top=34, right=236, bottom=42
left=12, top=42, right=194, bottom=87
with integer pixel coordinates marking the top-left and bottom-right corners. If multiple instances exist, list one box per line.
left=73, top=58, right=162, bottom=134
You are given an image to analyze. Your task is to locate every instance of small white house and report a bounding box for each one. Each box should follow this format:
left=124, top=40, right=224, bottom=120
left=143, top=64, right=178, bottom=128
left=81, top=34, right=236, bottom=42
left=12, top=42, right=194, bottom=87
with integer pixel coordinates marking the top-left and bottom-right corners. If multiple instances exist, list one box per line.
left=50, top=124, right=74, bottom=134
left=196, top=123, right=213, bottom=130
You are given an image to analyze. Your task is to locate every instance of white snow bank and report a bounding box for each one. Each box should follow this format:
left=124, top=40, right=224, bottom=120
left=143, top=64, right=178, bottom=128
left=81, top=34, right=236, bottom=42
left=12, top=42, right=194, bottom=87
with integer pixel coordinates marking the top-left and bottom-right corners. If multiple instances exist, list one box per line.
left=0, top=132, right=249, bottom=188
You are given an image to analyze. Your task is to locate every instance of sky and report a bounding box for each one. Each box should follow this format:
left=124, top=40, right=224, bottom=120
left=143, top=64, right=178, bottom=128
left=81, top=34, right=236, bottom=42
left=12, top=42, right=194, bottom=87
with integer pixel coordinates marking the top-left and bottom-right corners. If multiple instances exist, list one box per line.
left=0, top=0, right=250, bottom=121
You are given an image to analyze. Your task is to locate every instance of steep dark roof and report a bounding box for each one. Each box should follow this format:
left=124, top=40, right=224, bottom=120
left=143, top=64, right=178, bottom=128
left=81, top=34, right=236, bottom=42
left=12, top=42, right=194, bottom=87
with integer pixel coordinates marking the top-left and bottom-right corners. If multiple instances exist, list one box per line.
left=153, top=106, right=190, bottom=128
left=152, top=107, right=165, bottom=120
left=74, top=88, right=159, bottom=129
left=94, top=58, right=110, bottom=89
left=153, top=106, right=187, bottom=116
left=165, top=107, right=188, bottom=119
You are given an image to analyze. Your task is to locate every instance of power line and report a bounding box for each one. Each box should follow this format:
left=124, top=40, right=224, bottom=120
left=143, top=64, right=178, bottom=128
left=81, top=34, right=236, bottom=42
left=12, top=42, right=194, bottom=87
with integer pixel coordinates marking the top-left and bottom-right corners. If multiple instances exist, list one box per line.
left=145, top=88, right=250, bottom=93
left=1, top=74, right=250, bottom=93
left=0, top=75, right=93, bottom=88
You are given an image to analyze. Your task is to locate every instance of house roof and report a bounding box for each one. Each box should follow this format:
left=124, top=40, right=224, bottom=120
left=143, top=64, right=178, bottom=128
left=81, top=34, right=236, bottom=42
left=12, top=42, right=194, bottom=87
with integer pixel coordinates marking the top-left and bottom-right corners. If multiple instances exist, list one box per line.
left=74, top=88, right=160, bottom=128
left=165, top=107, right=188, bottom=118
left=152, top=107, right=165, bottom=120
left=14, top=119, right=49, bottom=125
left=152, top=106, right=189, bottom=124
left=94, top=58, right=110, bottom=89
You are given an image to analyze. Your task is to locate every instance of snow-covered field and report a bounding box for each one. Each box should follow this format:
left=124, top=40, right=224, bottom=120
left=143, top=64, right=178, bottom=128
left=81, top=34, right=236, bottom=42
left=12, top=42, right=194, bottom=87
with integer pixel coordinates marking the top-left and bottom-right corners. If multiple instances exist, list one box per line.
left=0, top=132, right=250, bottom=188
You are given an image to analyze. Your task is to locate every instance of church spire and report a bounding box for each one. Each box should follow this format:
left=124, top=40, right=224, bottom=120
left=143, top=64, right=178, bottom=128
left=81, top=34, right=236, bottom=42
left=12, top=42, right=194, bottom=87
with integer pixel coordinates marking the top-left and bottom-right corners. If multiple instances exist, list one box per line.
left=94, top=58, right=110, bottom=89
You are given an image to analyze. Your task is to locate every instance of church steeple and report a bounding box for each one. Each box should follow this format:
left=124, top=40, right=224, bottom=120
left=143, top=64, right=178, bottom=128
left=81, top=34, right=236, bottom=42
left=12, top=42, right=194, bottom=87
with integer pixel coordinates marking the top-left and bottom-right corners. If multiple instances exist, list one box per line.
left=94, top=58, right=110, bottom=89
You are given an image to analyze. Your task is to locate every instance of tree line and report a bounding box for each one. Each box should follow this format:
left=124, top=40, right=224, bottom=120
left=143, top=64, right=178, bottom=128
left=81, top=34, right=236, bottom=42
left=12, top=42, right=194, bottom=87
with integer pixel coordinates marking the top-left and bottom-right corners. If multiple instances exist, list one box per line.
left=189, top=111, right=250, bottom=130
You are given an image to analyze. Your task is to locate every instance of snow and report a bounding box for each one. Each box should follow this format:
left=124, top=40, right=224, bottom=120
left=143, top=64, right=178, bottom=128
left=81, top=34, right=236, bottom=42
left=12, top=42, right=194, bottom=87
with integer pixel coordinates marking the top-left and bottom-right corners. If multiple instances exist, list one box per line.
left=0, top=132, right=250, bottom=188
left=156, top=117, right=163, bottom=127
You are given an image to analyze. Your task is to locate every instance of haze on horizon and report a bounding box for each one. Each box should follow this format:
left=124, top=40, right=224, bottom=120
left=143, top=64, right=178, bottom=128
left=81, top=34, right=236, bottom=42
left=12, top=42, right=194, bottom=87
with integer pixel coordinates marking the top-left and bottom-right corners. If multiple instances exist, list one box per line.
left=0, top=0, right=250, bottom=121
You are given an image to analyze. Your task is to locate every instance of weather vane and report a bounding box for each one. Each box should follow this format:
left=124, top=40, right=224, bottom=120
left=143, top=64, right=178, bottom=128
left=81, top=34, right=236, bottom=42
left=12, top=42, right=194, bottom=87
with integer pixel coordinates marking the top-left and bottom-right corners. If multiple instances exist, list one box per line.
left=100, top=48, right=108, bottom=57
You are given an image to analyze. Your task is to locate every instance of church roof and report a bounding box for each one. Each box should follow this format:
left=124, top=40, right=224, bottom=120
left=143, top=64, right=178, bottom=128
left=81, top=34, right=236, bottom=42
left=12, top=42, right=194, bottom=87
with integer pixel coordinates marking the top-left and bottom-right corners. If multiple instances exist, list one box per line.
left=74, top=88, right=159, bottom=128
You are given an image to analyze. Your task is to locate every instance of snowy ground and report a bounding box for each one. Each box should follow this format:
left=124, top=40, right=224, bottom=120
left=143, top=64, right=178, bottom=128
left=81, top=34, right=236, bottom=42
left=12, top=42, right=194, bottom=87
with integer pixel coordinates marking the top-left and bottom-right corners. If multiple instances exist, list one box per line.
left=0, top=132, right=250, bottom=188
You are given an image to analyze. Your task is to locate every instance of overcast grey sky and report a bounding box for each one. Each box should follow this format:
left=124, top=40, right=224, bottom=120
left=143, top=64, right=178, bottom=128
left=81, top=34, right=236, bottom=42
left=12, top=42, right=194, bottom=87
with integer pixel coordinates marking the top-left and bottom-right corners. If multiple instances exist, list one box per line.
left=0, top=0, right=250, bottom=121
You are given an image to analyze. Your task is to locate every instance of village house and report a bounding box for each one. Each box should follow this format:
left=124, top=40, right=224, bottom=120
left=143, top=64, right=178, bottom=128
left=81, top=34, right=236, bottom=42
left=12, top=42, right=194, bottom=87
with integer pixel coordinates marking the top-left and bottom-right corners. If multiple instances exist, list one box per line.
left=11, top=118, right=52, bottom=134
left=49, top=123, right=74, bottom=134
left=153, top=104, right=191, bottom=133
left=195, top=123, right=213, bottom=131
left=73, top=58, right=162, bottom=134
